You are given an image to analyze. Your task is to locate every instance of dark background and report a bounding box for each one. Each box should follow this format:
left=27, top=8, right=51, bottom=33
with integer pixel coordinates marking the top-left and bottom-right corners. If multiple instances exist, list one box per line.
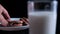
left=0, top=0, right=28, bottom=18
left=56, top=0, right=60, bottom=34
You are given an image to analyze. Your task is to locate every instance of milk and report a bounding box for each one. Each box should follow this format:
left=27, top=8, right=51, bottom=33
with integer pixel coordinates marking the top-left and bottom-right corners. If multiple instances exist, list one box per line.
left=28, top=1, right=58, bottom=34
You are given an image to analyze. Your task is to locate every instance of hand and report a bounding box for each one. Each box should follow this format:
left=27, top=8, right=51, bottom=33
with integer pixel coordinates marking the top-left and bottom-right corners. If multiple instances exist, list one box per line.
left=0, top=4, right=10, bottom=26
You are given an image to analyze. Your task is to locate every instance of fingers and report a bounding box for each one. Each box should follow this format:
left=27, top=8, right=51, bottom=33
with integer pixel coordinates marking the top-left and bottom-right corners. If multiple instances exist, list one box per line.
left=0, top=14, right=8, bottom=26
left=0, top=4, right=10, bottom=19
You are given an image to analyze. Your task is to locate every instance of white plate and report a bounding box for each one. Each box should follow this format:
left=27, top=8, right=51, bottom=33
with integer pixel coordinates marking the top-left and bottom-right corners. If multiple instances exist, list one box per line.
left=0, top=18, right=29, bottom=31
left=10, top=18, right=20, bottom=21
left=0, top=25, right=29, bottom=31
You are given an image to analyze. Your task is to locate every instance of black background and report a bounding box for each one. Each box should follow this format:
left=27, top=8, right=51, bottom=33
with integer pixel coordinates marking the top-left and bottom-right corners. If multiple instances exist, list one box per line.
left=56, top=0, right=60, bottom=34
left=0, top=0, right=28, bottom=18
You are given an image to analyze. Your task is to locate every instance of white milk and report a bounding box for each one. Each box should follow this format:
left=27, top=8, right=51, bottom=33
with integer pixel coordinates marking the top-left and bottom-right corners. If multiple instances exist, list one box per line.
left=28, top=1, right=58, bottom=34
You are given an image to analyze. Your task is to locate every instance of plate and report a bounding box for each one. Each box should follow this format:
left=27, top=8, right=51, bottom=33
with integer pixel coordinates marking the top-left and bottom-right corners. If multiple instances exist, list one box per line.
left=0, top=18, right=29, bottom=31
left=0, top=25, right=29, bottom=31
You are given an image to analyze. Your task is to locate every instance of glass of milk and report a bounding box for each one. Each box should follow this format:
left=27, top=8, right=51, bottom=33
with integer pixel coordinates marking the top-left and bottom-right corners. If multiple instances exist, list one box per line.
left=28, top=1, right=58, bottom=34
